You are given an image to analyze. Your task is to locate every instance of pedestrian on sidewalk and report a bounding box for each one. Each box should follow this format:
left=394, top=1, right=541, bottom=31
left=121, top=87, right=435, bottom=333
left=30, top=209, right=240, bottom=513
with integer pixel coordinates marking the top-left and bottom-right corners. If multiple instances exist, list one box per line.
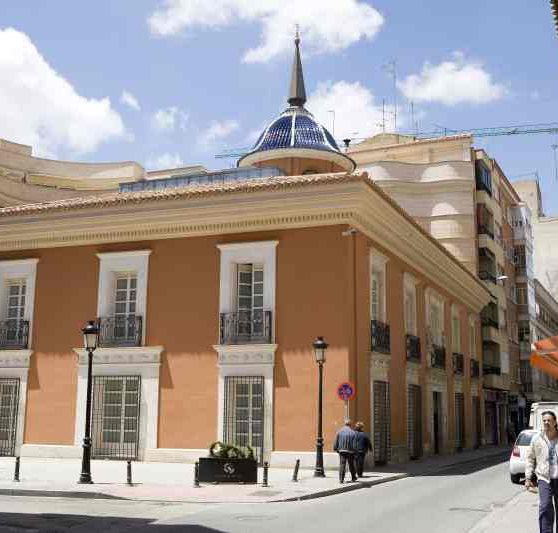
left=526, top=410, right=558, bottom=533
left=354, top=421, right=372, bottom=478
left=333, top=420, right=358, bottom=484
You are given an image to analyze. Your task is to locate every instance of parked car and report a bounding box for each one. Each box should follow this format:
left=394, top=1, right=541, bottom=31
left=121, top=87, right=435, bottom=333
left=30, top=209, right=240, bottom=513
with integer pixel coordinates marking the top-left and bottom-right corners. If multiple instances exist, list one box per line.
left=509, top=429, right=538, bottom=484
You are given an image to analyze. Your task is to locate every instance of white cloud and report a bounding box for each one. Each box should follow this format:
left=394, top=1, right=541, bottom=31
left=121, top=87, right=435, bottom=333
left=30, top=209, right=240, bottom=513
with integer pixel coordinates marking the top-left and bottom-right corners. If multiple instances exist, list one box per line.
left=0, top=28, right=125, bottom=157
left=121, top=90, right=141, bottom=111
left=306, top=80, right=398, bottom=141
left=398, top=52, right=506, bottom=106
left=148, top=0, right=384, bottom=63
left=152, top=106, right=188, bottom=132
left=199, top=119, right=240, bottom=145
left=145, top=152, right=184, bottom=170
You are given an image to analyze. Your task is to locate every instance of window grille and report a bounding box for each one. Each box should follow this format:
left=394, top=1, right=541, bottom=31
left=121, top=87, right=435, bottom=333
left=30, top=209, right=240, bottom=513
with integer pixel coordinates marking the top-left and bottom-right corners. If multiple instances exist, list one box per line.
left=455, top=393, right=465, bottom=451
left=223, top=376, right=265, bottom=464
left=407, top=385, right=422, bottom=459
left=91, top=375, right=141, bottom=460
left=0, top=378, right=19, bottom=456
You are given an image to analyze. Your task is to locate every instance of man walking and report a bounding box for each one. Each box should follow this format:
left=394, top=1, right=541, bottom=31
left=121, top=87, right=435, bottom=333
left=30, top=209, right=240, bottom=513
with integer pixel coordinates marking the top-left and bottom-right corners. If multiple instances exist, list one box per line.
left=354, top=421, right=372, bottom=477
left=526, top=411, right=558, bottom=532
left=333, top=420, right=357, bottom=483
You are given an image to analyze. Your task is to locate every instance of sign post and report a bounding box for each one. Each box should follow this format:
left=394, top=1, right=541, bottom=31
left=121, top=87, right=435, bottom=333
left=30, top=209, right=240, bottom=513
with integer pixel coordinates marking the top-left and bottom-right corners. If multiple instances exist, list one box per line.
left=337, top=381, right=356, bottom=422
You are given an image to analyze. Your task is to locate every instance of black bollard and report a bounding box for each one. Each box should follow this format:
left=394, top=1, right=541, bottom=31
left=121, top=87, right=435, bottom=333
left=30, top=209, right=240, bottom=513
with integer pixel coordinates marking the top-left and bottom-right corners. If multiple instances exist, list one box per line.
left=127, top=460, right=132, bottom=486
left=292, top=459, right=300, bottom=482
left=262, top=461, right=269, bottom=487
left=13, top=456, right=20, bottom=482
left=193, top=461, right=200, bottom=488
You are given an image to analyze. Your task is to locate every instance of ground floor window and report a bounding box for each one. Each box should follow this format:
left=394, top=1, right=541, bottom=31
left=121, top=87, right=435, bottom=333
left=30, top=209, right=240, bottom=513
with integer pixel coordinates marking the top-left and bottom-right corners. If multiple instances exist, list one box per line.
left=407, top=384, right=422, bottom=460
left=472, top=396, right=482, bottom=448
left=373, top=380, right=391, bottom=465
left=223, top=376, right=264, bottom=464
left=0, top=378, right=19, bottom=456
left=91, top=375, right=141, bottom=460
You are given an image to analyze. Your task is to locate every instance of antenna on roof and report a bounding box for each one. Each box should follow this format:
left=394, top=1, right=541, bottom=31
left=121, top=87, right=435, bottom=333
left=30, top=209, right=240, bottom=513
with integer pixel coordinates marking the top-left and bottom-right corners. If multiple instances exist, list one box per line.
left=552, top=144, right=558, bottom=182
left=382, top=60, right=397, bottom=132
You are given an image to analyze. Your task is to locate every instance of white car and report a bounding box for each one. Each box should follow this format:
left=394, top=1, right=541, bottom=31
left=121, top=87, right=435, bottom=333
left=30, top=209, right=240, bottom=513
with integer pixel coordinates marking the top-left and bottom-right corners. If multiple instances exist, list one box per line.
left=509, top=429, right=538, bottom=484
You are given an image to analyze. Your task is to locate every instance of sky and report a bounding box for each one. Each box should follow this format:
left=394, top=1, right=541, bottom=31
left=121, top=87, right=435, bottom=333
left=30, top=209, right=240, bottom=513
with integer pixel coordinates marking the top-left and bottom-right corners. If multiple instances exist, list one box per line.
left=1, top=1, right=558, bottom=213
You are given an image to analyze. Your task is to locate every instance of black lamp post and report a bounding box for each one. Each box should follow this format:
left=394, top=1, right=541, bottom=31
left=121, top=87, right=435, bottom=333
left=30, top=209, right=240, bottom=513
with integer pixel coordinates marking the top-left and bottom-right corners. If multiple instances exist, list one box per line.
left=79, top=320, right=99, bottom=484
left=313, top=336, right=328, bottom=478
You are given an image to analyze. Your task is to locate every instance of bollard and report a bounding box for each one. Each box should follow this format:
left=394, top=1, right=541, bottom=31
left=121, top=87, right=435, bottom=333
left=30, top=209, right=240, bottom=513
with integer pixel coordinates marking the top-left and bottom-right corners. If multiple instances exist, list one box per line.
left=292, top=459, right=300, bottom=482
left=193, top=461, right=200, bottom=488
left=13, top=456, right=20, bottom=482
left=127, top=460, right=132, bottom=486
left=262, top=461, right=269, bottom=487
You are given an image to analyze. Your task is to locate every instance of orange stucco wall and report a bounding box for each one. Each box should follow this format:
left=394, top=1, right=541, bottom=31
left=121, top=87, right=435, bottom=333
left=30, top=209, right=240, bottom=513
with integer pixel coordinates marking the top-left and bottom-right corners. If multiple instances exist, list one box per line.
left=1, top=223, right=482, bottom=456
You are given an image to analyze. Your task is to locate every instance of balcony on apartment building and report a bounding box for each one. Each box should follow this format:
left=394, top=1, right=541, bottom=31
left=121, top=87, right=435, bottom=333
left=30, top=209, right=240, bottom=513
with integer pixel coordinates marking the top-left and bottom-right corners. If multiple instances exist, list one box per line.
left=371, top=320, right=390, bottom=354
left=479, top=248, right=497, bottom=285
left=97, top=315, right=143, bottom=347
left=470, top=358, right=480, bottom=378
left=452, top=352, right=464, bottom=375
left=219, top=310, right=272, bottom=345
left=431, top=344, right=446, bottom=369
left=0, top=320, right=29, bottom=349
left=405, top=334, right=421, bottom=362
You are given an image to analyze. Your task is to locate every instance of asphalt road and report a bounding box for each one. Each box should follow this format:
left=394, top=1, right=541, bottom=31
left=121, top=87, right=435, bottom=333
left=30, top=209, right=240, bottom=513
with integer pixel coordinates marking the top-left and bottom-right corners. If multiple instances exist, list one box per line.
left=0, top=452, right=522, bottom=533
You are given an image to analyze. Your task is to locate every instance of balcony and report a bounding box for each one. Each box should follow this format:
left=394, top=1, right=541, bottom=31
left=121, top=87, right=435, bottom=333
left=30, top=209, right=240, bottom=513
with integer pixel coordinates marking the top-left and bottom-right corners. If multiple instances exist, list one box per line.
left=0, top=320, right=29, bottom=349
left=219, top=310, right=272, bottom=345
left=470, top=359, right=480, bottom=378
left=479, top=270, right=497, bottom=284
left=483, top=363, right=501, bottom=375
left=431, top=344, right=446, bottom=369
left=452, top=352, right=464, bottom=375
left=406, top=334, right=421, bottom=362
left=371, top=320, right=390, bottom=353
left=98, top=315, right=142, bottom=347
left=477, top=225, right=494, bottom=240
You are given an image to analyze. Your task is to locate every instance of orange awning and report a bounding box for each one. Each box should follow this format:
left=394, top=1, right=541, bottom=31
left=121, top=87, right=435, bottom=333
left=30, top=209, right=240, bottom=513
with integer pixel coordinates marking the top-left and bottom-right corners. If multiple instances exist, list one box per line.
left=530, top=336, right=558, bottom=379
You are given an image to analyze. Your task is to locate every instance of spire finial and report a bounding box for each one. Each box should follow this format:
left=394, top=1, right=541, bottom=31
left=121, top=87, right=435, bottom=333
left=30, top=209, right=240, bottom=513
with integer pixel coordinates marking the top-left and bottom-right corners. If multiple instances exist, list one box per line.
left=288, top=26, right=306, bottom=107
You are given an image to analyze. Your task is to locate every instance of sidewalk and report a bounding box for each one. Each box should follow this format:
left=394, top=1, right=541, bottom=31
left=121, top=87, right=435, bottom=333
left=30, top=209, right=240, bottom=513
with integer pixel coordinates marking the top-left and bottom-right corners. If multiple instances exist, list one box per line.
left=0, top=446, right=509, bottom=504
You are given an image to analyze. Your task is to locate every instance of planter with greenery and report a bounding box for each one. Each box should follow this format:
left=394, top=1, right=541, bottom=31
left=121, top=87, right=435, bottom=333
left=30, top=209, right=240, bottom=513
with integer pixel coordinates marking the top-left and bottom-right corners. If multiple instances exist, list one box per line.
left=198, top=441, right=258, bottom=483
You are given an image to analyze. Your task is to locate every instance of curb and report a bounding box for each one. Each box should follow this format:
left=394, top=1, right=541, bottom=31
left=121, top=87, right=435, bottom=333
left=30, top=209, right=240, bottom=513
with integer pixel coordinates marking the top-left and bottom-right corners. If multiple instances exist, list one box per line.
left=0, top=488, right=127, bottom=500
left=276, top=473, right=408, bottom=502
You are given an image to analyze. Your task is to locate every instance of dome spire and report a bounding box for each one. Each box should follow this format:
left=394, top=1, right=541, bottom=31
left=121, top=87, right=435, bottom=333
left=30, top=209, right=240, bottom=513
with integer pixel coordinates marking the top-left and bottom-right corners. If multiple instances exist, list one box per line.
left=288, top=26, right=306, bottom=107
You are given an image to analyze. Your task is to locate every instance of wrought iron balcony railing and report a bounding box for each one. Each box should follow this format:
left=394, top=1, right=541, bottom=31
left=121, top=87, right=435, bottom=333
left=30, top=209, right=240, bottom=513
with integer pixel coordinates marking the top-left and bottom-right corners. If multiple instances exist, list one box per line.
left=470, top=359, right=480, bottom=378
left=371, top=320, right=390, bottom=353
left=406, top=334, right=421, bottom=362
left=483, top=363, right=501, bottom=375
left=477, top=225, right=494, bottom=239
left=479, top=270, right=497, bottom=284
left=219, top=310, right=272, bottom=345
left=452, top=352, right=464, bottom=375
left=98, top=315, right=142, bottom=347
left=481, top=317, right=499, bottom=329
left=0, top=320, right=29, bottom=349
left=431, top=344, right=446, bottom=369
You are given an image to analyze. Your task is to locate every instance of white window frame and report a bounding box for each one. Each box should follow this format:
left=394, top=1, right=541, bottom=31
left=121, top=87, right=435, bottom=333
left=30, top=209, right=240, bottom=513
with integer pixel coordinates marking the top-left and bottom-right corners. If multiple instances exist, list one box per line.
left=451, top=305, right=461, bottom=353
left=425, top=288, right=445, bottom=347
left=370, top=249, right=389, bottom=323
left=215, top=241, right=278, bottom=462
left=97, top=251, right=151, bottom=346
left=217, top=241, right=278, bottom=317
left=403, top=273, right=418, bottom=335
left=0, top=259, right=38, bottom=333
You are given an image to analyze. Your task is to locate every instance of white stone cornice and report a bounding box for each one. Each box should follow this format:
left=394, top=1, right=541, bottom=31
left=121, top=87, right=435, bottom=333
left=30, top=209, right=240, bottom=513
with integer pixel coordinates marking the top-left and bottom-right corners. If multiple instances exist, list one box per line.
left=0, top=350, right=32, bottom=368
left=73, top=346, right=163, bottom=366
left=213, top=344, right=277, bottom=366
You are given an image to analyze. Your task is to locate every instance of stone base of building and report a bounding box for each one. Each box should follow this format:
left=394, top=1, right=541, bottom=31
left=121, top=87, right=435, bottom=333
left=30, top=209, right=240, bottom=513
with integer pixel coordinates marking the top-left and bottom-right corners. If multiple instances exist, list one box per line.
left=389, top=444, right=410, bottom=464
left=20, top=444, right=82, bottom=458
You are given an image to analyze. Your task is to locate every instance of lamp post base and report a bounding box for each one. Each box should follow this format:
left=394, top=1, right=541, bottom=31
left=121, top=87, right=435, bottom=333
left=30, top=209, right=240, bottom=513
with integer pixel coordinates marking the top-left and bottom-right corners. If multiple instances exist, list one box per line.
left=78, top=474, right=93, bottom=484
left=313, top=438, right=325, bottom=477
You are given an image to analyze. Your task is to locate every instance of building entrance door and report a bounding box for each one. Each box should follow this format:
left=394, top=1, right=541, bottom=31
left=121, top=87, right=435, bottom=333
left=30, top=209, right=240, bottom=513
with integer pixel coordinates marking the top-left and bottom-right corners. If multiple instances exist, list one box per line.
left=373, top=381, right=391, bottom=465
left=407, top=384, right=422, bottom=460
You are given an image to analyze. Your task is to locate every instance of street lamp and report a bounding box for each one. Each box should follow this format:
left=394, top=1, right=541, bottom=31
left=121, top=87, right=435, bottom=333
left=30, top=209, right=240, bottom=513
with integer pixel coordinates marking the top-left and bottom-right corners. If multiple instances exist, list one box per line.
left=312, top=336, right=328, bottom=478
left=79, top=320, right=99, bottom=484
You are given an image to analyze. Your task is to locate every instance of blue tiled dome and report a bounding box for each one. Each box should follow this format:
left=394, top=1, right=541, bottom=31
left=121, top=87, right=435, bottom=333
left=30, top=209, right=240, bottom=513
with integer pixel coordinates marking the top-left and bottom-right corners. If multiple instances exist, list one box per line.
left=249, top=107, right=340, bottom=154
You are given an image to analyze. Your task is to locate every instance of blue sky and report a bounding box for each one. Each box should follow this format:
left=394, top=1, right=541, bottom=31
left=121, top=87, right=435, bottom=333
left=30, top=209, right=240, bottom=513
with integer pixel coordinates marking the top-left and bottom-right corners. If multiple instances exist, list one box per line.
left=1, top=1, right=558, bottom=213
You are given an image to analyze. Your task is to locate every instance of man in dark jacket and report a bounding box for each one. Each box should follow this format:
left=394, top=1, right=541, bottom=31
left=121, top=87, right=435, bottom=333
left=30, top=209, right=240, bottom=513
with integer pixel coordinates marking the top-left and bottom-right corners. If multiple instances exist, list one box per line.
left=354, top=421, right=372, bottom=477
left=333, top=420, right=358, bottom=483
